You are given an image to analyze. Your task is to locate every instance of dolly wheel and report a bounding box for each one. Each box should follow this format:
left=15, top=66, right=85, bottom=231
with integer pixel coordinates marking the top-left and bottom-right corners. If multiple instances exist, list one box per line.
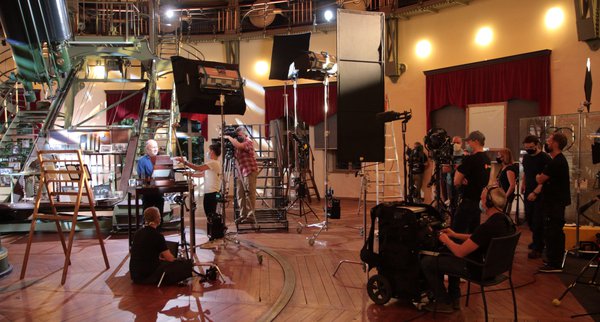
left=367, top=274, right=392, bottom=305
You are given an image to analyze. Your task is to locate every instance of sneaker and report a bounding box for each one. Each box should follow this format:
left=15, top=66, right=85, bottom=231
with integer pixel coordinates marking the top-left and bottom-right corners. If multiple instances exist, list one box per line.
left=452, top=298, right=460, bottom=310
left=423, top=301, right=454, bottom=313
left=528, top=250, right=541, bottom=259
left=538, top=264, right=563, bottom=273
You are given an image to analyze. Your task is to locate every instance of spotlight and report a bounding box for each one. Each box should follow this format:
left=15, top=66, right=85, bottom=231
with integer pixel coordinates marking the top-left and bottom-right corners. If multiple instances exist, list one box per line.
left=324, top=10, right=334, bottom=22
left=165, top=9, right=175, bottom=19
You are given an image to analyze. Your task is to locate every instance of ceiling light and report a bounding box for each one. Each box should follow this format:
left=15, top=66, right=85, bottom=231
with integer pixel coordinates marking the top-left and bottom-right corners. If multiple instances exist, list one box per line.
left=165, top=9, right=175, bottom=19
left=324, top=10, right=334, bottom=22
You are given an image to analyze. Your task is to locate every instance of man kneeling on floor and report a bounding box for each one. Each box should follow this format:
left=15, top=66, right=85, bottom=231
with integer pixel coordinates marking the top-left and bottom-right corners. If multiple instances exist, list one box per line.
left=420, top=185, right=516, bottom=313
left=130, top=207, right=194, bottom=285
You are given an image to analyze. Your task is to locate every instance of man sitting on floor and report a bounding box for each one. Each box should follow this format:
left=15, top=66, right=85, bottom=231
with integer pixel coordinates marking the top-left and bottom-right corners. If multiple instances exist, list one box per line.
left=420, top=185, right=516, bottom=313
left=129, top=207, right=193, bottom=285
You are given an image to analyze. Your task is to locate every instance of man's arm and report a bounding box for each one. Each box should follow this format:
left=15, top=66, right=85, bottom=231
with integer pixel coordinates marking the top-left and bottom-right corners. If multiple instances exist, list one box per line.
left=224, top=135, right=247, bottom=150
left=159, top=249, right=176, bottom=262
left=454, top=170, right=465, bottom=187
left=439, top=233, right=479, bottom=258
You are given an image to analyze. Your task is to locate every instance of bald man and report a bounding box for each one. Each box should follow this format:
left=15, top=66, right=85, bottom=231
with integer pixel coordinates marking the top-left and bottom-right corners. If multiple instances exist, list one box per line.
left=137, top=139, right=165, bottom=222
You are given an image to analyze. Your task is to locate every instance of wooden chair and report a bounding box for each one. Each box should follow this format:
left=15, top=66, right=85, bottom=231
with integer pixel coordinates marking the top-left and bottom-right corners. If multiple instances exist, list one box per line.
left=456, top=232, right=521, bottom=322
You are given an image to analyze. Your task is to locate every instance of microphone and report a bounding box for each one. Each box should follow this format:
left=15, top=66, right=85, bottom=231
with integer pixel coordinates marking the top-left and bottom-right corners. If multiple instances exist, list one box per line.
left=376, top=110, right=412, bottom=123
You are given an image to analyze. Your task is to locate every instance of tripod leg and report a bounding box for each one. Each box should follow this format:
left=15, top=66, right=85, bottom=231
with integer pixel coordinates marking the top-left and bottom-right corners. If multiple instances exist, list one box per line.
left=554, top=252, right=599, bottom=303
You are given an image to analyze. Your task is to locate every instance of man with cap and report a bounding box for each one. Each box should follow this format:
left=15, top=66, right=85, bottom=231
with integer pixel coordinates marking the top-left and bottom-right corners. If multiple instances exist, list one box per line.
left=453, top=130, right=492, bottom=233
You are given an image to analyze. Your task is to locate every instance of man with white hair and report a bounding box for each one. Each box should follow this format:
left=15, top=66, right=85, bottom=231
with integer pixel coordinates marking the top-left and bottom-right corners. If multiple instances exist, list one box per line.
left=137, top=139, right=165, bottom=221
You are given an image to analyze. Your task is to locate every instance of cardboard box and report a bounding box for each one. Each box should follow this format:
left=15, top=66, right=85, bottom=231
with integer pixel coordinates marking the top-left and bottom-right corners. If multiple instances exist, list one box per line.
left=563, top=225, right=600, bottom=250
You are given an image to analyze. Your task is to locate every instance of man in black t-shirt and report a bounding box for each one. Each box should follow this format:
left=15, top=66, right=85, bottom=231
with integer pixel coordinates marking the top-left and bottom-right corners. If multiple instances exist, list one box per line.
left=130, top=207, right=193, bottom=285
left=453, top=131, right=491, bottom=233
left=420, top=185, right=515, bottom=313
left=530, top=133, right=571, bottom=273
left=521, top=135, right=551, bottom=259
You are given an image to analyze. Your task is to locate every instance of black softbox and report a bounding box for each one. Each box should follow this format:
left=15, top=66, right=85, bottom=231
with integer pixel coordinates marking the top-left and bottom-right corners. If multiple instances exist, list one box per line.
left=269, top=33, right=311, bottom=80
left=171, top=56, right=246, bottom=115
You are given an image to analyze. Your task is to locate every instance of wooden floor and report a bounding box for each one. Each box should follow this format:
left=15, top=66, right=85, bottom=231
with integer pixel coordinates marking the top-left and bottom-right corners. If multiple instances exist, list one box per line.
left=0, top=199, right=596, bottom=322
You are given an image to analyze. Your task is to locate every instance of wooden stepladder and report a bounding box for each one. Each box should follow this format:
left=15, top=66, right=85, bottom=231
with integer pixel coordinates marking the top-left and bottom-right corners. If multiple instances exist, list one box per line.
left=20, top=150, right=109, bottom=284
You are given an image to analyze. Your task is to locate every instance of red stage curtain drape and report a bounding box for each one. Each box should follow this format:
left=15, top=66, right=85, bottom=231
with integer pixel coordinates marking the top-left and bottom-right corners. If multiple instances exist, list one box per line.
left=105, top=90, right=208, bottom=139
left=425, top=50, right=551, bottom=127
left=264, top=82, right=337, bottom=136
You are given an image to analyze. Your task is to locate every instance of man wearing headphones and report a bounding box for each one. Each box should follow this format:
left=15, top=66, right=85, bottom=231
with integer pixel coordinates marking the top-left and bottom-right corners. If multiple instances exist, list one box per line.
left=420, top=185, right=516, bottom=313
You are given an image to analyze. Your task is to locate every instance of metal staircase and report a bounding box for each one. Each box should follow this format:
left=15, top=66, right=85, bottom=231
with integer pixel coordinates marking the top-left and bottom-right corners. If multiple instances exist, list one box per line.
left=359, top=122, right=403, bottom=211
left=236, top=123, right=288, bottom=232
left=136, top=109, right=174, bottom=157
left=158, top=30, right=180, bottom=60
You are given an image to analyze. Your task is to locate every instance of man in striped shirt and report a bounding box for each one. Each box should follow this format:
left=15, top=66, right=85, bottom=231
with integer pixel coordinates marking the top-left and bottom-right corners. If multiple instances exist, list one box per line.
left=225, top=126, right=258, bottom=224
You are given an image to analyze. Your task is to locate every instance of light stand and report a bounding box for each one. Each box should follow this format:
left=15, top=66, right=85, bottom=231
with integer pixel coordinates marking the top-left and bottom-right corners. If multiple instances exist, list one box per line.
left=333, top=160, right=368, bottom=278
left=572, top=59, right=593, bottom=256
left=297, top=75, right=332, bottom=246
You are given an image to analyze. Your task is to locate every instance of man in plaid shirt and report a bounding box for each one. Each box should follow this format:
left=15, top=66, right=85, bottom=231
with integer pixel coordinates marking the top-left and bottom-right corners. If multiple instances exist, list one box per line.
left=225, top=127, right=258, bottom=224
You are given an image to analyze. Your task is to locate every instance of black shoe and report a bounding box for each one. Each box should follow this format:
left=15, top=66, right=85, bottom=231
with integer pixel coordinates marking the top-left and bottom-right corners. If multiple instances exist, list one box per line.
left=234, top=216, right=247, bottom=224
left=423, top=301, right=454, bottom=313
left=538, top=264, right=563, bottom=273
left=528, top=250, right=541, bottom=259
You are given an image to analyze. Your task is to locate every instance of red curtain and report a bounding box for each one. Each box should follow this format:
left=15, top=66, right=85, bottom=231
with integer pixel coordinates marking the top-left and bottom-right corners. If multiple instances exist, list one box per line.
left=425, top=50, right=551, bottom=127
left=105, top=90, right=208, bottom=139
left=264, top=82, right=337, bottom=135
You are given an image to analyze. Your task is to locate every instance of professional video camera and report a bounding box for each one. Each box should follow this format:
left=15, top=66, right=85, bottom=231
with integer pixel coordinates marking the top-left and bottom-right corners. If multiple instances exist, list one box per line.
left=423, top=127, right=453, bottom=164
left=219, top=126, right=244, bottom=159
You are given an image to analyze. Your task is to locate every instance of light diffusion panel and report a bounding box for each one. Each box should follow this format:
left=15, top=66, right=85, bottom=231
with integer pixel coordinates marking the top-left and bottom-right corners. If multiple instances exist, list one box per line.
left=337, top=10, right=385, bottom=163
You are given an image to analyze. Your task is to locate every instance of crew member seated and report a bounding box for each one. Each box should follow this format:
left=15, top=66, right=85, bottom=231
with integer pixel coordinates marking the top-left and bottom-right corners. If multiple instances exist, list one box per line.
left=129, top=207, right=194, bottom=285
left=420, top=185, right=516, bottom=313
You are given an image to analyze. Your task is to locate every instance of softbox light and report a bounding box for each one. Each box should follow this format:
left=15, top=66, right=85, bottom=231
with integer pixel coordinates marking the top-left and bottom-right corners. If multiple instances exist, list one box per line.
left=171, top=56, right=246, bottom=115
left=269, top=33, right=311, bottom=80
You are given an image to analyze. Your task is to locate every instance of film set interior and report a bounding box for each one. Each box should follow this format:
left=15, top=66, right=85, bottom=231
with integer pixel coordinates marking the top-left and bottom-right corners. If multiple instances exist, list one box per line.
left=1, top=0, right=600, bottom=321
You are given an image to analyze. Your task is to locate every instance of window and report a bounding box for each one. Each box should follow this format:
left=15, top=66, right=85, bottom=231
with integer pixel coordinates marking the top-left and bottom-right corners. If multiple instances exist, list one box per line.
left=176, top=118, right=204, bottom=164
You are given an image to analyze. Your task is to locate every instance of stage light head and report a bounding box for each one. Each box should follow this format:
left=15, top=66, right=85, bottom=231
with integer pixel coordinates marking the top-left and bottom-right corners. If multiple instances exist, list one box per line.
left=292, top=51, right=337, bottom=80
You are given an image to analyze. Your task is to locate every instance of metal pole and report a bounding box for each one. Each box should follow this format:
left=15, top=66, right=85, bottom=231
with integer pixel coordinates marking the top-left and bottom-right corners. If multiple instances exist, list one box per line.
left=324, top=76, right=329, bottom=228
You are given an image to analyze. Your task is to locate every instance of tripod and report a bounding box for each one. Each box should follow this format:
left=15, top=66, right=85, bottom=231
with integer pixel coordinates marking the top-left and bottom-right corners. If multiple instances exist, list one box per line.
left=288, top=179, right=319, bottom=227
left=552, top=250, right=599, bottom=319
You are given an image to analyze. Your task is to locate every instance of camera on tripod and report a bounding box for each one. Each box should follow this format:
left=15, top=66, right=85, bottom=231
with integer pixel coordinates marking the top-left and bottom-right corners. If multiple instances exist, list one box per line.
left=217, top=126, right=244, bottom=159
left=424, top=128, right=453, bottom=164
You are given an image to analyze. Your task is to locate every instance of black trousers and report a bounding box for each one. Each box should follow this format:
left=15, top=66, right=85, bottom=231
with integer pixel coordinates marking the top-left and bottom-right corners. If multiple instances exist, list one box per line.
left=524, top=197, right=545, bottom=251
left=203, top=192, right=218, bottom=216
left=542, top=201, right=566, bottom=267
left=134, top=259, right=193, bottom=285
left=421, top=253, right=469, bottom=302
left=452, top=198, right=480, bottom=234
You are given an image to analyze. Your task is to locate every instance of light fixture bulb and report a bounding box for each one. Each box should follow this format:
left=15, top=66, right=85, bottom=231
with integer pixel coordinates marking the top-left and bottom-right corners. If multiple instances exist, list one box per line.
left=165, top=9, right=175, bottom=19
left=324, top=10, right=334, bottom=22
left=475, top=27, right=493, bottom=46
left=545, top=7, right=564, bottom=30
